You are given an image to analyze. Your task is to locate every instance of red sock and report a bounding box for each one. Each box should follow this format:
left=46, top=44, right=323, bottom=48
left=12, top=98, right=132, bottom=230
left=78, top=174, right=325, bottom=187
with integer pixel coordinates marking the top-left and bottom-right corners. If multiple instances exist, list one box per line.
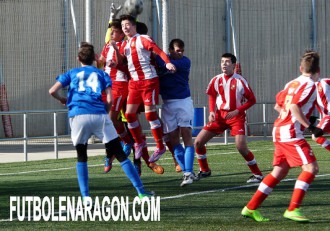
left=125, top=113, right=142, bottom=143
left=151, top=127, right=165, bottom=149
left=247, top=174, right=280, bottom=210
left=196, top=146, right=210, bottom=172
left=244, top=151, right=262, bottom=176
left=288, top=171, right=315, bottom=211
left=141, top=146, right=150, bottom=166
left=315, top=137, right=330, bottom=151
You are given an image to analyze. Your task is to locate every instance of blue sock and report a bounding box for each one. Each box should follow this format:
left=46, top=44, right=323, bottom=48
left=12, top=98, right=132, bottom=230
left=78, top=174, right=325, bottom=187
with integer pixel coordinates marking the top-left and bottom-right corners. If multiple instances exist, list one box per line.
left=76, top=162, right=89, bottom=198
left=184, top=146, right=195, bottom=173
left=174, top=144, right=185, bottom=172
left=120, top=159, right=145, bottom=195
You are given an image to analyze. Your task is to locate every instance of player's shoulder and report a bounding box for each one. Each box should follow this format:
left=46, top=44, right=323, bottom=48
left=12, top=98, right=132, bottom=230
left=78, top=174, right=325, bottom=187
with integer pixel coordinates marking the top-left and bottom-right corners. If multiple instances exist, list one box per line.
left=320, top=78, right=330, bottom=84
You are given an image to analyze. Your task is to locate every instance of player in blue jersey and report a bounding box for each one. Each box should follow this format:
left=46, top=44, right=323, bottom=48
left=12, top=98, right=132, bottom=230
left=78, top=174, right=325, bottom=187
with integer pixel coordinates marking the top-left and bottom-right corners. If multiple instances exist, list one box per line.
left=156, top=38, right=198, bottom=186
left=49, top=42, right=153, bottom=201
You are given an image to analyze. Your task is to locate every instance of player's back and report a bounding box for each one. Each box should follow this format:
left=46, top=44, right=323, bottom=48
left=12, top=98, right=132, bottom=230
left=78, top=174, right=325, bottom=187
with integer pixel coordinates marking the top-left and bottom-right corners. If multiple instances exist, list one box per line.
left=57, top=65, right=112, bottom=117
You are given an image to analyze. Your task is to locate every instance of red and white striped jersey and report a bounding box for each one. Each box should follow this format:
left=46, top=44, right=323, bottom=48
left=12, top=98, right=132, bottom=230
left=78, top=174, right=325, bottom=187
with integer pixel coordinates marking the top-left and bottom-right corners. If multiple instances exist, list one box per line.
left=206, top=73, right=256, bottom=112
left=316, top=78, right=330, bottom=117
left=120, top=34, right=170, bottom=81
left=101, top=41, right=128, bottom=82
left=273, top=75, right=317, bottom=142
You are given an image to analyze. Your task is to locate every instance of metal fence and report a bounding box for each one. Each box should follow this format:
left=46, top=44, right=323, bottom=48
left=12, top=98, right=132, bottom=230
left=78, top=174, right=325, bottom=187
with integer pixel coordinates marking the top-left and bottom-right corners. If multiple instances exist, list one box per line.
left=0, top=102, right=275, bottom=161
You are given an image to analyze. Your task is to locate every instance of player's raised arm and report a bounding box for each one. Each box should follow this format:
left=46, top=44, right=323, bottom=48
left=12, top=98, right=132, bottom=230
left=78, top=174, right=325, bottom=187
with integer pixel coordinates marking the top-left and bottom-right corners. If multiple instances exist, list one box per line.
left=105, top=3, right=122, bottom=44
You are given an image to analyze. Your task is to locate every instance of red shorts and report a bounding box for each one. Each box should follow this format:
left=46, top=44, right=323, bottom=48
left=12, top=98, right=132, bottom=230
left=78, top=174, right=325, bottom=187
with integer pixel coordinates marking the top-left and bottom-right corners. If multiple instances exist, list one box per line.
left=203, top=110, right=246, bottom=136
left=110, top=81, right=128, bottom=112
left=273, top=139, right=316, bottom=167
left=317, top=115, right=330, bottom=133
left=127, top=78, right=159, bottom=106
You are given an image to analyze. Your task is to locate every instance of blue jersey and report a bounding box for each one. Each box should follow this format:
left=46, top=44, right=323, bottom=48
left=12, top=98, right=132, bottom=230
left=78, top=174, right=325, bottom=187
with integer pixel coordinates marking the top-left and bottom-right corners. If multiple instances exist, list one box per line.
left=156, top=55, right=191, bottom=100
left=56, top=66, right=112, bottom=117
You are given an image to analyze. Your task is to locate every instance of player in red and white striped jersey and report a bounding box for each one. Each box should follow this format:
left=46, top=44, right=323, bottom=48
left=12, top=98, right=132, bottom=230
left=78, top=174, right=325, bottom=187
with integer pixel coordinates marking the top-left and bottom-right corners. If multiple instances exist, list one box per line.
left=242, top=50, right=323, bottom=222
left=311, top=78, right=330, bottom=151
left=194, top=53, right=263, bottom=183
left=98, top=19, right=133, bottom=161
left=113, top=14, right=176, bottom=163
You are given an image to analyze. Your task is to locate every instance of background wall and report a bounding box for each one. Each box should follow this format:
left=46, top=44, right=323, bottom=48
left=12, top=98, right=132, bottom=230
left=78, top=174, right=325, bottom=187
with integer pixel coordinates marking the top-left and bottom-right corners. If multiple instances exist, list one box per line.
left=0, top=0, right=329, bottom=138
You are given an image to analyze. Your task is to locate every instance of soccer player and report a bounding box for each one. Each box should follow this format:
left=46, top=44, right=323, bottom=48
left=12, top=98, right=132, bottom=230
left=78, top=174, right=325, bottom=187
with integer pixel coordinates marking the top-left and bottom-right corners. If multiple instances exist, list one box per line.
left=194, top=53, right=264, bottom=183
left=98, top=19, right=133, bottom=158
left=241, top=50, right=323, bottom=222
left=49, top=42, right=153, bottom=200
left=156, top=38, right=198, bottom=186
left=311, top=78, right=330, bottom=150
left=113, top=14, right=176, bottom=163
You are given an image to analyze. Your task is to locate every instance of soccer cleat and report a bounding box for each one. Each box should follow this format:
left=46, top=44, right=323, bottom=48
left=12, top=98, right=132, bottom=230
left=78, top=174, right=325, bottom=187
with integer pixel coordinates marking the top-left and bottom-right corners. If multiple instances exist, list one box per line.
left=148, top=146, right=166, bottom=163
left=197, top=170, right=211, bottom=178
left=180, top=173, right=199, bottom=187
left=246, top=174, right=264, bottom=183
left=134, top=140, right=146, bottom=159
left=123, top=142, right=133, bottom=156
left=104, top=157, right=112, bottom=173
left=148, top=162, right=164, bottom=174
left=175, top=163, right=182, bottom=173
left=138, top=191, right=155, bottom=199
left=241, top=206, right=270, bottom=222
left=134, top=162, right=142, bottom=176
left=283, top=208, right=310, bottom=222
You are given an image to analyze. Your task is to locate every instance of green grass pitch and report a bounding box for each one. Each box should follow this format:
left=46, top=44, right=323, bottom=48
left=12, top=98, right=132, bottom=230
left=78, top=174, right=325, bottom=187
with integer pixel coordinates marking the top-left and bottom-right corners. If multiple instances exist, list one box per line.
left=1, top=139, right=330, bottom=230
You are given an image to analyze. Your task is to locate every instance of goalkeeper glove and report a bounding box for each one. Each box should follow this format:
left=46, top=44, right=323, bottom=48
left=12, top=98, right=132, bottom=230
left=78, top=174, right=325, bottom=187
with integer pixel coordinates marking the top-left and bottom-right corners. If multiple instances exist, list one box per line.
left=307, top=125, right=324, bottom=138
left=308, top=116, right=318, bottom=126
left=109, top=3, right=122, bottom=21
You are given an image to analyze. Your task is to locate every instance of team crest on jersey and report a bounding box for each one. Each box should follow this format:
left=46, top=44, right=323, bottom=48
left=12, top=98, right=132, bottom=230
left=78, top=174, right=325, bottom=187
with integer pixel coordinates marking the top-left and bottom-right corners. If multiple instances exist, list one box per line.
left=231, top=84, right=236, bottom=90
left=131, top=41, right=136, bottom=47
left=318, top=85, right=323, bottom=92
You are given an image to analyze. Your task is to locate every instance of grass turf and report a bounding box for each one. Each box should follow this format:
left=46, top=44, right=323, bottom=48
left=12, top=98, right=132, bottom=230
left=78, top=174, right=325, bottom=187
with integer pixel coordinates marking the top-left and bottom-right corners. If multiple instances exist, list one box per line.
left=1, top=139, right=330, bottom=230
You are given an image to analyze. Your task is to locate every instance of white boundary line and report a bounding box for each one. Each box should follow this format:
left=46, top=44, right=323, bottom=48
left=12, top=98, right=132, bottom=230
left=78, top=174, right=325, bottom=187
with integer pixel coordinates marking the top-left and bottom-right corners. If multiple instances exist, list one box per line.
left=2, top=173, right=330, bottom=222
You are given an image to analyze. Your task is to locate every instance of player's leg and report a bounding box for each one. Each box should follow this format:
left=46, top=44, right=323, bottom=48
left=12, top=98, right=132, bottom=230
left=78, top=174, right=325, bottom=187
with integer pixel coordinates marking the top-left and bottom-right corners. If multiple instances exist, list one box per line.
left=101, top=115, right=153, bottom=198
left=161, top=102, right=182, bottom=172
left=242, top=161, right=289, bottom=222
left=194, top=129, right=216, bottom=178
left=284, top=142, right=318, bottom=222
left=125, top=81, right=145, bottom=158
left=70, top=115, right=93, bottom=200
left=140, top=78, right=166, bottom=162
left=235, top=135, right=263, bottom=183
left=163, top=133, right=181, bottom=172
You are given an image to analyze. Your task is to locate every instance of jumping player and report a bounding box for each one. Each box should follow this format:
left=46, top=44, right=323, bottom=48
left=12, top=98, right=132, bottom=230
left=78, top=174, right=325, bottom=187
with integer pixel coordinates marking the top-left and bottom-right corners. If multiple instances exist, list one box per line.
left=113, top=14, right=176, bottom=163
left=49, top=42, right=153, bottom=200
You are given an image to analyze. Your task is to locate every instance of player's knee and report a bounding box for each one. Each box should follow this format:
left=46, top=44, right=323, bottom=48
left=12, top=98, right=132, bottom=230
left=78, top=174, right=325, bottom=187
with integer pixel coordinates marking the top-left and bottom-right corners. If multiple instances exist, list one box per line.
left=125, top=113, right=137, bottom=123
left=105, top=137, right=127, bottom=162
left=76, top=144, right=88, bottom=162
left=145, top=112, right=161, bottom=129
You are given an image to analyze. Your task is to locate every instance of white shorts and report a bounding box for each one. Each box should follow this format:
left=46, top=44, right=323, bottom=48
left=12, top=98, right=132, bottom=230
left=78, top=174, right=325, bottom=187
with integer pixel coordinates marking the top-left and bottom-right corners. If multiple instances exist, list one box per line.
left=69, top=114, right=118, bottom=146
left=161, top=97, right=194, bottom=134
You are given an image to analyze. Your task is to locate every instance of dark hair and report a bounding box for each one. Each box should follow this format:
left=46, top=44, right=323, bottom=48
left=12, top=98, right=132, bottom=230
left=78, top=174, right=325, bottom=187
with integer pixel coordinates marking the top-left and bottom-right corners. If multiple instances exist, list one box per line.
left=78, top=42, right=95, bottom=65
left=119, top=14, right=137, bottom=26
left=169, top=39, right=184, bottom=50
left=136, top=21, right=148, bottom=34
left=222, top=53, right=237, bottom=64
left=300, top=50, right=320, bottom=74
left=109, top=19, right=122, bottom=31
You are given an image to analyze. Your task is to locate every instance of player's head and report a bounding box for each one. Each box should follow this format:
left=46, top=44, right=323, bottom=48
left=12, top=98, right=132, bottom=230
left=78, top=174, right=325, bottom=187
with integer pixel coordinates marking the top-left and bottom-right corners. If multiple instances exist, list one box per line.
left=220, top=53, right=236, bottom=75
left=120, top=14, right=137, bottom=38
left=169, top=39, right=185, bottom=60
left=300, top=50, right=320, bottom=75
left=78, top=42, right=95, bottom=65
left=110, top=19, right=125, bottom=42
left=136, top=21, right=148, bottom=35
